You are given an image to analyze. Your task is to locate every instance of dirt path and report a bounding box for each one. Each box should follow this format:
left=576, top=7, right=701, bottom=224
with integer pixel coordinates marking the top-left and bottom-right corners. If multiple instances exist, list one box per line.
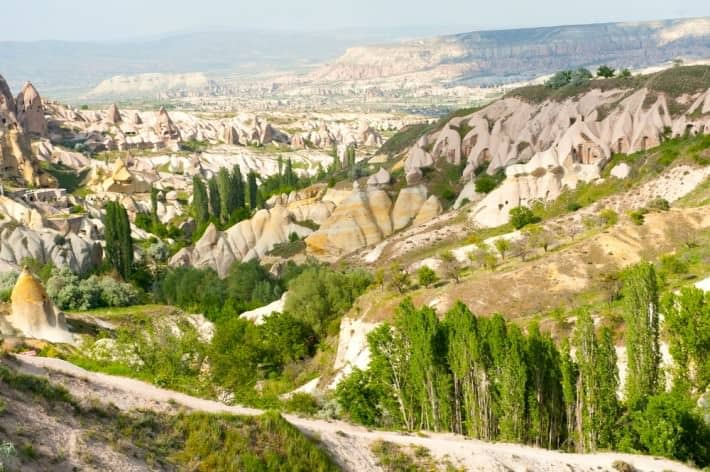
left=9, top=355, right=698, bottom=472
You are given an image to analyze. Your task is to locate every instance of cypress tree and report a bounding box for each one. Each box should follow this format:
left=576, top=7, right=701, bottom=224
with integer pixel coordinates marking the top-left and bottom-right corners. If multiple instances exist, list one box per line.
left=248, top=172, right=258, bottom=210
left=192, top=176, right=209, bottom=229
left=150, top=186, right=159, bottom=227
left=285, top=159, right=295, bottom=188
left=216, top=168, right=234, bottom=224
left=208, top=177, right=221, bottom=219
left=104, top=201, right=133, bottom=280
left=622, top=262, right=661, bottom=407
left=232, top=165, right=245, bottom=209
left=560, top=339, right=578, bottom=450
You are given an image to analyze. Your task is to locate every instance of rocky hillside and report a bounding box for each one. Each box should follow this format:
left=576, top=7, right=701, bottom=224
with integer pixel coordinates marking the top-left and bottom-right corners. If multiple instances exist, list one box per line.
left=313, top=17, right=710, bottom=86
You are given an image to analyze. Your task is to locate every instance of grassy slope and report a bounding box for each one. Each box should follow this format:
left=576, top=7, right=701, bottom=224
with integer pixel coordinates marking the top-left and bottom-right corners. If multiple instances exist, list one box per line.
left=0, top=363, right=337, bottom=472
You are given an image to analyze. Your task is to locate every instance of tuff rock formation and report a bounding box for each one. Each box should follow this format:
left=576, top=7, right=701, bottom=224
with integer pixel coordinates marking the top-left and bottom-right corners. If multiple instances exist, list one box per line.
left=3, top=269, right=73, bottom=344
left=15, top=82, right=48, bottom=137
left=0, top=75, right=55, bottom=187
left=305, top=184, right=442, bottom=258
left=105, top=103, right=122, bottom=124
left=170, top=206, right=316, bottom=277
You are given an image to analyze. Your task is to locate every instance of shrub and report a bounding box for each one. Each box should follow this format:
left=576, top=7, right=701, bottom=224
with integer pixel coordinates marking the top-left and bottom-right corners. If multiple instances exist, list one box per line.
left=599, top=208, right=619, bottom=226
left=658, top=254, right=688, bottom=275
left=283, top=393, right=320, bottom=416
left=647, top=198, right=670, bottom=211
left=474, top=171, right=505, bottom=194
left=509, top=206, right=538, bottom=229
left=416, top=266, right=438, bottom=288
left=335, top=369, right=382, bottom=426
left=566, top=201, right=582, bottom=212
left=628, top=209, right=648, bottom=225
left=0, top=272, right=18, bottom=302
left=597, top=65, right=616, bottom=78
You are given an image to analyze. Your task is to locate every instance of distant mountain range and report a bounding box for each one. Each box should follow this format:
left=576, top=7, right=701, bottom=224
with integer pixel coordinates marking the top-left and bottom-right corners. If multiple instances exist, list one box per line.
left=0, top=18, right=708, bottom=101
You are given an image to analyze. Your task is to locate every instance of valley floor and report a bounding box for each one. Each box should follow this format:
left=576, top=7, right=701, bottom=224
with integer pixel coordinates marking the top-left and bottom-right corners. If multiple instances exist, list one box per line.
left=5, top=354, right=699, bottom=472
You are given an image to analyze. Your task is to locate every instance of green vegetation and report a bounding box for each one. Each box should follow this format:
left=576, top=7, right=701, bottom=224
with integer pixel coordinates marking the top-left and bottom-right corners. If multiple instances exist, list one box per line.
left=103, top=201, right=133, bottom=280
left=39, top=162, right=89, bottom=193
left=510, top=65, right=710, bottom=106
left=0, top=364, right=336, bottom=471
left=337, top=261, right=710, bottom=467
left=509, top=206, right=539, bottom=230
left=46, top=267, right=139, bottom=310
left=597, top=65, right=616, bottom=78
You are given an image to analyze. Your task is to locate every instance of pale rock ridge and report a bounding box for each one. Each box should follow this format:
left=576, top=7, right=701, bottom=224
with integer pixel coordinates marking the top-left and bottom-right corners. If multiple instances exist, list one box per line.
left=3, top=269, right=73, bottom=344
left=306, top=184, right=442, bottom=258
left=170, top=205, right=315, bottom=277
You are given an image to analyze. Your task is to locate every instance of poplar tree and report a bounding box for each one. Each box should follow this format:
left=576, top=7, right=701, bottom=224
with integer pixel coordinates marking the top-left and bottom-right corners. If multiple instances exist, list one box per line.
left=443, top=302, right=493, bottom=438
left=499, top=325, right=527, bottom=442
left=285, top=159, right=295, bottom=188
left=559, top=339, right=578, bottom=450
left=395, top=300, right=451, bottom=432
left=208, top=177, right=220, bottom=219
left=573, top=311, right=619, bottom=452
left=662, top=287, right=710, bottom=394
left=192, top=176, right=209, bottom=229
left=104, top=201, right=133, bottom=280
left=622, top=262, right=661, bottom=407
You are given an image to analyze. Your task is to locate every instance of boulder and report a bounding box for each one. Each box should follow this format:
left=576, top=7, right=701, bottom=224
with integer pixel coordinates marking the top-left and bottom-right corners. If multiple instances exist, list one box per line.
left=610, top=163, right=632, bottom=179
left=367, top=167, right=391, bottom=188
left=3, top=269, right=73, bottom=344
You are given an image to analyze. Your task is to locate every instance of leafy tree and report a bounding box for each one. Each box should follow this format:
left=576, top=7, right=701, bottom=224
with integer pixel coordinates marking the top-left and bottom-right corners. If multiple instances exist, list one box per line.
left=150, top=186, right=160, bottom=227
left=104, top=200, right=133, bottom=279
left=192, top=177, right=209, bottom=230
left=523, top=224, right=555, bottom=252
left=509, top=206, right=538, bottom=230
left=387, top=264, right=411, bottom=294
left=630, top=391, right=710, bottom=467
left=619, top=68, right=632, bottom=78
left=494, top=238, right=510, bottom=259
left=573, top=311, right=619, bottom=452
left=416, top=266, right=438, bottom=288
left=596, top=65, right=616, bottom=78
left=559, top=339, right=578, bottom=449
left=335, top=368, right=383, bottom=427
left=498, top=325, right=527, bottom=442
left=284, top=266, right=372, bottom=336
left=284, top=159, right=295, bottom=188
left=546, top=70, right=572, bottom=89
left=622, top=262, right=661, bottom=407
left=210, top=317, right=263, bottom=393
left=439, top=251, right=461, bottom=283
left=662, top=288, right=710, bottom=393
left=260, top=312, right=316, bottom=370
left=570, top=68, right=593, bottom=86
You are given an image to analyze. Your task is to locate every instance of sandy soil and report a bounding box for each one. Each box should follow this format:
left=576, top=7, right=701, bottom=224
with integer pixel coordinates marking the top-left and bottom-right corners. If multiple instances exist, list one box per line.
left=7, top=354, right=699, bottom=472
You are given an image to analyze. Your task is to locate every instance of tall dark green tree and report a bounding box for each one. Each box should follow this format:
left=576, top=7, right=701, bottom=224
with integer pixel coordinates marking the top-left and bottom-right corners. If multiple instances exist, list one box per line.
left=284, top=159, right=295, bottom=188
left=623, top=262, right=661, bottom=407
left=192, top=176, right=209, bottom=230
left=208, top=177, right=221, bottom=219
left=248, top=172, right=258, bottom=209
left=559, top=339, right=577, bottom=450
left=150, top=186, right=159, bottom=227
left=232, top=165, right=245, bottom=209
left=104, top=201, right=133, bottom=279
left=217, top=168, right=235, bottom=224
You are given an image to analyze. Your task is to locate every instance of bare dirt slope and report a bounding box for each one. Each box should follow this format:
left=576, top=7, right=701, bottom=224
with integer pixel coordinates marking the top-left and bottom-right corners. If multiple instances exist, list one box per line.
left=6, top=354, right=698, bottom=472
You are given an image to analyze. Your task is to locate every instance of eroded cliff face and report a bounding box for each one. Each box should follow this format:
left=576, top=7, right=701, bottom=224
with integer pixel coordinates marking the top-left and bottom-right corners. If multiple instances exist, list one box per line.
left=312, top=18, right=710, bottom=85
left=0, top=75, right=55, bottom=188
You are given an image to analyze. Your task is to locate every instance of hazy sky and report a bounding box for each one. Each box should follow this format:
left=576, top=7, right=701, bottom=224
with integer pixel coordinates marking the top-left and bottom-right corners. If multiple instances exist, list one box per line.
left=2, top=0, right=708, bottom=41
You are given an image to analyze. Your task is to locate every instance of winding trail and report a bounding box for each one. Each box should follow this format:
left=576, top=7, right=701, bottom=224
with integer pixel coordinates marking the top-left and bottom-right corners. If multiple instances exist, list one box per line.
left=8, top=354, right=698, bottom=472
